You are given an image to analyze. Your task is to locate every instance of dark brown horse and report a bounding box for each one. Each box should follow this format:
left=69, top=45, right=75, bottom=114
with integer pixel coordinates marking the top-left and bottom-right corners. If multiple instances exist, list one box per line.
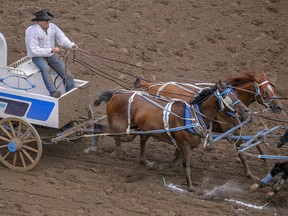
left=250, top=130, right=288, bottom=201
left=93, top=81, right=249, bottom=191
left=133, top=70, right=284, bottom=180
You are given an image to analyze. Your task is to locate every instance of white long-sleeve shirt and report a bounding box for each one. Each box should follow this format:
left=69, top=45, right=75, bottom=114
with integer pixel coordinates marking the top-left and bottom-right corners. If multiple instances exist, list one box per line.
left=25, top=23, right=75, bottom=57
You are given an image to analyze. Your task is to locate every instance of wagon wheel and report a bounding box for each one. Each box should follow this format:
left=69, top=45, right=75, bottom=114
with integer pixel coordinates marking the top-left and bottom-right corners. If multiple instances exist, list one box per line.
left=0, top=117, right=42, bottom=171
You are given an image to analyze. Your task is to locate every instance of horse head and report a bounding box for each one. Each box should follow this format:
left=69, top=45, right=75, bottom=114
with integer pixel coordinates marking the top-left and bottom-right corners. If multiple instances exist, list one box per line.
left=255, top=70, right=283, bottom=113
left=215, top=80, right=250, bottom=120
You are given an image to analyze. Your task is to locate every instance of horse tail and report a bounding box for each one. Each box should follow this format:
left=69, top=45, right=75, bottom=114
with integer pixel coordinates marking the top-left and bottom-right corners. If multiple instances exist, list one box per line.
left=94, top=91, right=115, bottom=106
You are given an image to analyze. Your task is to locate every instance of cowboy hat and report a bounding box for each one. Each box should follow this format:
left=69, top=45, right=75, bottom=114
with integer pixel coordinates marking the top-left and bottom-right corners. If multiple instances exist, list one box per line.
left=31, top=10, right=54, bottom=21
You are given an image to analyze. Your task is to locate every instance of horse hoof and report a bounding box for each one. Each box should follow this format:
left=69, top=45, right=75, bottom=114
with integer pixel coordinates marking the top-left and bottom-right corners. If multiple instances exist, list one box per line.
left=188, top=186, right=196, bottom=192
left=111, top=150, right=125, bottom=158
left=265, top=191, right=275, bottom=201
left=145, top=161, right=156, bottom=169
left=83, top=147, right=96, bottom=154
left=250, top=183, right=260, bottom=192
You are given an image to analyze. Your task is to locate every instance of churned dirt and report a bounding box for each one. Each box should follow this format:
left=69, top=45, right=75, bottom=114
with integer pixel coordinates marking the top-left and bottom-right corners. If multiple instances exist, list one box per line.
left=1, top=0, right=288, bottom=215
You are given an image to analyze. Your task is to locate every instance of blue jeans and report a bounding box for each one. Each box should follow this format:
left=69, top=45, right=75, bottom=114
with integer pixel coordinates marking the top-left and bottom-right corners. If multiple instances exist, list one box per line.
left=32, top=54, right=75, bottom=96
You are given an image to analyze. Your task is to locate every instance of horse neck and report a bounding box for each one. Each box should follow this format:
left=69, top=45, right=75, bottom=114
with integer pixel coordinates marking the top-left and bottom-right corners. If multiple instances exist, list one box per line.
left=197, top=95, right=220, bottom=126
left=234, top=82, right=255, bottom=106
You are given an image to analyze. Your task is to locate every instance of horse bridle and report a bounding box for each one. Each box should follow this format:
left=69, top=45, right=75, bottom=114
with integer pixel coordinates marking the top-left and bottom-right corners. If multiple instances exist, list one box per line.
left=214, top=87, right=241, bottom=113
left=254, top=80, right=277, bottom=108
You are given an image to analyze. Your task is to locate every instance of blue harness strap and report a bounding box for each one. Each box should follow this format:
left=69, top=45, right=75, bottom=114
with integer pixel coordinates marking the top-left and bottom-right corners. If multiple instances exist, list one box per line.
left=185, top=105, right=197, bottom=134
left=185, top=104, right=207, bottom=136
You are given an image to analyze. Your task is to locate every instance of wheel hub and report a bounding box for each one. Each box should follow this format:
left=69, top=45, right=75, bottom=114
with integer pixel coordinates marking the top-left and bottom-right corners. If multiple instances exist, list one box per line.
left=7, top=138, right=22, bottom=152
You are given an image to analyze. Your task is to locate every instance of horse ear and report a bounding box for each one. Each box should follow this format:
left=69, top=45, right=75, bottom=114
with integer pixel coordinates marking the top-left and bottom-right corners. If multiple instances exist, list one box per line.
left=261, top=69, right=267, bottom=78
left=215, top=80, right=221, bottom=90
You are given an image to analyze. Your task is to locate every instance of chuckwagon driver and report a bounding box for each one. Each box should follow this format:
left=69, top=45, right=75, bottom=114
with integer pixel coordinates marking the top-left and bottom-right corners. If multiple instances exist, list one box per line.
left=25, top=10, right=78, bottom=98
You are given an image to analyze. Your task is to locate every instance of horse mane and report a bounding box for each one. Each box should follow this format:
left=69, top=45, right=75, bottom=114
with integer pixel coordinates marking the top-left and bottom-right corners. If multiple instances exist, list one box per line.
left=226, top=71, right=266, bottom=86
left=191, top=86, right=217, bottom=105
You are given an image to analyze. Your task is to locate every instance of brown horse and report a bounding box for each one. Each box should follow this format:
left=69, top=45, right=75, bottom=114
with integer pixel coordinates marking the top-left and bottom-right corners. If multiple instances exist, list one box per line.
left=133, top=70, right=284, bottom=180
left=134, top=70, right=283, bottom=113
left=93, top=81, right=249, bottom=191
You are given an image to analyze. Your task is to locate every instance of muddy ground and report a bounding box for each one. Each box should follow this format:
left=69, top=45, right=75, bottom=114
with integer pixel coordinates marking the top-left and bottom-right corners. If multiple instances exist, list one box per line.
left=1, top=0, right=288, bottom=215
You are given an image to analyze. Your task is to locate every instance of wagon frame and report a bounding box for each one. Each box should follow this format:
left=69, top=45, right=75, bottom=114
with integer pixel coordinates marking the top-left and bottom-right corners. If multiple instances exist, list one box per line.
left=0, top=33, right=100, bottom=171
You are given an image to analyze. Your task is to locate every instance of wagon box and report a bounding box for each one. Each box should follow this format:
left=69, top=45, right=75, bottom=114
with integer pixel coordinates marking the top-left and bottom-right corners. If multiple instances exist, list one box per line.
left=0, top=33, right=89, bottom=129
left=0, top=32, right=92, bottom=171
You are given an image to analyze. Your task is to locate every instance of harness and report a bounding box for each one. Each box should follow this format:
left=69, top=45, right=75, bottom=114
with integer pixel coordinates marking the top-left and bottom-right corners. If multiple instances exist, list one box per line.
left=254, top=80, right=278, bottom=108
left=148, top=82, right=202, bottom=96
left=214, top=88, right=241, bottom=113
left=123, top=87, right=240, bottom=149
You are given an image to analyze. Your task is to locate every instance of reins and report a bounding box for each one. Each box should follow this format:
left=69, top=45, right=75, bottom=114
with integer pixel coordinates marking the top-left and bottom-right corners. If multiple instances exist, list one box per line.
left=74, top=57, right=129, bottom=89
left=73, top=48, right=157, bottom=89
left=53, top=48, right=70, bottom=90
left=77, top=48, right=154, bottom=74
left=250, top=113, right=288, bottom=124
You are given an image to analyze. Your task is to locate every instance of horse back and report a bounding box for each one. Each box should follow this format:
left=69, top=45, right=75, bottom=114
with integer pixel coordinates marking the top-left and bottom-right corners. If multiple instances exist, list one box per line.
left=106, top=92, right=200, bottom=147
left=148, top=84, right=196, bottom=102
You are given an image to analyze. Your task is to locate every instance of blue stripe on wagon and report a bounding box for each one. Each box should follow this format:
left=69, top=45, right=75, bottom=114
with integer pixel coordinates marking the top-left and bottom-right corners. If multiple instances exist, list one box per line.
left=0, top=92, right=55, bottom=121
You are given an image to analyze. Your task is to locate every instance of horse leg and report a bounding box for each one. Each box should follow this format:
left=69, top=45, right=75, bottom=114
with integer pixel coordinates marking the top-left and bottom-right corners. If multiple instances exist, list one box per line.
left=265, top=173, right=288, bottom=200
left=111, top=135, right=138, bottom=157
left=172, top=148, right=181, bottom=165
left=223, top=125, right=259, bottom=180
left=119, top=134, right=137, bottom=142
left=255, top=145, right=268, bottom=167
left=234, top=137, right=259, bottom=180
left=237, top=151, right=259, bottom=181
left=83, top=123, right=105, bottom=154
left=112, top=136, right=125, bottom=157
left=139, top=135, right=156, bottom=169
left=180, top=147, right=195, bottom=192
left=266, top=164, right=288, bottom=200
left=250, top=162, right=287, bottom=193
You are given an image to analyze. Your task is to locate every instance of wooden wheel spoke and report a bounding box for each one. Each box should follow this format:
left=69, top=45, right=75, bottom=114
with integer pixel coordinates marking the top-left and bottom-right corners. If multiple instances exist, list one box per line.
left=23, top=138, right=37, bottom=144
left=0, top=125, right=13, bottom=139
left=13, top=152, right=18, bottom=166
left=19, top=151, right=27, bottom=168
left=3, top=151, right=10, bottom=160
left=8, top=121, right=16, bottom=138
left=17, top=122, right=22, bottom=138
left=0, top=136, right=11, bottom=142
left=21, top=128, right=32, bottom=141
left=22, top=149, right=34, bottom=163
left=0, top=144, right=8, bottom=149
left=22, top=145, right=38, bottom=153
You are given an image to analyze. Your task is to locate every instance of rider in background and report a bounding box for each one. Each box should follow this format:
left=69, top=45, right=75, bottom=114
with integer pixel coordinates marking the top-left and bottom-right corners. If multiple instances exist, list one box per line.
left=25, top=10, right=78, bottom=98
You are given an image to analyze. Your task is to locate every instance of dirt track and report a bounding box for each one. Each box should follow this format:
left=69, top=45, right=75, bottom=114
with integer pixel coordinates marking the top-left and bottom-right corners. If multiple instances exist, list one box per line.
left=1, top=0, right=288, bottom=215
